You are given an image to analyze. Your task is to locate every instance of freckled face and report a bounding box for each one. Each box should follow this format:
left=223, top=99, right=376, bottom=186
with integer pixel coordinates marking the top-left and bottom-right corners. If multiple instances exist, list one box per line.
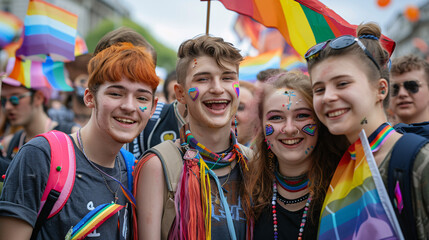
left=263, top=88, right=318, bottom=166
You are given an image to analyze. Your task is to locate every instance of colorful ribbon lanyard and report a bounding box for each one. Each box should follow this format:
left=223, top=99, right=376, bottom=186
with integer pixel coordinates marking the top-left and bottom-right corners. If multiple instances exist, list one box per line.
left=349, top=122, right=395, bottom=159
left=180, top=124, right=238, bottom=170
left=180, top=124, right=240, bottom=240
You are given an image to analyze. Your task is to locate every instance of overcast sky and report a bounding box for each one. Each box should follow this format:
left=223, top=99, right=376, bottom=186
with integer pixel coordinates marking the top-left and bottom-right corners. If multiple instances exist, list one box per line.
left=122, top=0, right=427, bottom=54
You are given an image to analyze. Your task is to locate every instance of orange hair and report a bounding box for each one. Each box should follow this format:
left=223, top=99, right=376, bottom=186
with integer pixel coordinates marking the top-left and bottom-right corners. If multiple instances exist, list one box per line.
left=88, top=42, right=159, bottom=93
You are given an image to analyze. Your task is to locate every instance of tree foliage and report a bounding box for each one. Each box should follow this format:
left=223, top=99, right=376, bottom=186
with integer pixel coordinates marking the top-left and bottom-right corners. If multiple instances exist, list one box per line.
left=85, top=18, right=177, bottom=71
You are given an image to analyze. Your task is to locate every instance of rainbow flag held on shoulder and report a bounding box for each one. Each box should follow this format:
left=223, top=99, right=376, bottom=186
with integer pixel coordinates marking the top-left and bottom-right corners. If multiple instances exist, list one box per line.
left=318, top=130, right=403, bottom=239
left=16, top=0, right=78, bottom=62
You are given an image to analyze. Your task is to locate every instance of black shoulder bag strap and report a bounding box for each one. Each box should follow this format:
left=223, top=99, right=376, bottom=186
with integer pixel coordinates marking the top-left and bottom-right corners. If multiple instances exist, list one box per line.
left=388, top=133, right=428, bottom=239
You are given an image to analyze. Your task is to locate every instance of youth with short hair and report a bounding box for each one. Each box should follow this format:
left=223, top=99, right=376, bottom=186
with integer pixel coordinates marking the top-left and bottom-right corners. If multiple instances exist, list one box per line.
left=135, top=35, right=252, bottom=239
left=0, top=43, right=159, bottom=240
left=390, top=54, right=429, bottom=124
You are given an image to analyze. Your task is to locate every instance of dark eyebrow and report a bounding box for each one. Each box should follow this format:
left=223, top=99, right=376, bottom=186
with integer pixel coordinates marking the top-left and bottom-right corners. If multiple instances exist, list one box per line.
left=193, top=72, right=211, bottom=78
left=223, top=71, right=237, bottom=75
left=107, top=84, right=153, bottom=95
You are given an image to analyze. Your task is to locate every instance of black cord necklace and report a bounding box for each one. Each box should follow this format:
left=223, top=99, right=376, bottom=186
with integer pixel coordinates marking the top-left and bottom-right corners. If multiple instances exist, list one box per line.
left=277, top=192, right=310, bottom=205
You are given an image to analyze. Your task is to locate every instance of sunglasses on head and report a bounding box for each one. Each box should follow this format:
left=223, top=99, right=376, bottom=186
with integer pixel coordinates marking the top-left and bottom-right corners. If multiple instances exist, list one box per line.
left=304, top=35, right=380, bottom=70
left=1, top=92, right=33, bottom=107
left=391, top=80, right=422, bottom=97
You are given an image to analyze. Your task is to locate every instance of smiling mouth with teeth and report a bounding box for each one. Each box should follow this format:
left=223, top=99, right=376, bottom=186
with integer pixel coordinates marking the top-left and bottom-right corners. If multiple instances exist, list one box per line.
left=327, top=109, right=347, bottom=118
left=280, top=139, right=302, bottom=145
left=115, top=117, right=136, bottom=124
left=204, top=100, right=230, bottom=110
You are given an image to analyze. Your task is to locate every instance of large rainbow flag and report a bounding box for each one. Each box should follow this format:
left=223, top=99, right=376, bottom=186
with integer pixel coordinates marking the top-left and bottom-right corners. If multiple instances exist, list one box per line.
left=0, top=11, right=23, bottom=48
left=318, top=130, right=403, bottom=239
left=16, top=0, right=78, bottom=62
left=218, top=0, right=396, bottom=57
left=7, top=57, right=73, bottom=92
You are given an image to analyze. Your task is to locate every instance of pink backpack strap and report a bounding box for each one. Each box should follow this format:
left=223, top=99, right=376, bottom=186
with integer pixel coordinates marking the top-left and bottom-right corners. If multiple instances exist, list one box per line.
left=37, top=130, right=76, bottom=218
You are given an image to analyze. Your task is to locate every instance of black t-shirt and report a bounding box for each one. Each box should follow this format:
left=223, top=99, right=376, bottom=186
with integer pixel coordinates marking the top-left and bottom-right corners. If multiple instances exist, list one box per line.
left=253, top=202, right=318, bottom=240
left=0, top=136, right=132, bottom=239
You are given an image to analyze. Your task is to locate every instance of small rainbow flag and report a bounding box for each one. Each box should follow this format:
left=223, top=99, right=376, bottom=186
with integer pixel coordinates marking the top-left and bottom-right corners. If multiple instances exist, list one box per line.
left=16, top=0, right=78, bottom=62
left=239, top=49, right=282, bottom=81
left=0, top=11, right=23, bottom=48
left=318, top=130, right=403, bottom=239
left=280, top=54, right=306, bottom=72
left=8, top=57, right=73, bottom=91
left=74, top=33, right=88, bottom=57
left=218, top=0, right=396, bottom=57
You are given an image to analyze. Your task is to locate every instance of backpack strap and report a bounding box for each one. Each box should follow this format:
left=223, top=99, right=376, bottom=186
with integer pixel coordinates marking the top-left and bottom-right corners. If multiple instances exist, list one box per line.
left=388, top=133, right=428, bottom=240
left=31, top=130, right=76, bottom=240
left=120, top=148, right=136, bottom=191
left=147, top=140, right=183, bottom=193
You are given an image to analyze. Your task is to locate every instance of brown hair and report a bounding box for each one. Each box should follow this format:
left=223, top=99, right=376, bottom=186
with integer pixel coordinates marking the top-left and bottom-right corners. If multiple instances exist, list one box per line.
left=65, top=53, right=92, bottom=81
left=390, top=54, right=429, bottom=85
left=307, top=22, right=391, bottom=109
left=93, top=27, right=157, bottom=65
left=88, top=42, right=159, bottom=94
left=176, top=35, right=243, bottom=86
left=246, top=71, right=348, bottom=221
left=256, top=68, right=287, bottom=82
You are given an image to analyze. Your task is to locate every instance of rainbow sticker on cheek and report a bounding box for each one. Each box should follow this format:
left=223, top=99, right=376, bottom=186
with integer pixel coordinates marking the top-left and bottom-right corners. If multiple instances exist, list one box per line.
left=188, top=87, right=199, bottom=101
left=233, top=81, right=240, bottom=97
left=265, top=124, right=274, bottom=136
left=302, top=124, right=317, bottom=136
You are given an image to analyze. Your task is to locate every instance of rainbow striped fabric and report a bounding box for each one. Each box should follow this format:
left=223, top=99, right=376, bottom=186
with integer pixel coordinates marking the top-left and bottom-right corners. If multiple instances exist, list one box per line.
left=16, top=0, right=78, bottom=62
left=218, top=0, right=396, bottom=57
left=318, top=130, right=403, bottom=239
left=0, top=11, right=23, bottom=48
left=239, top=49, right=282, bottom=81
left=65, top=203, right=124, bottom=240
left=74, top=33, right=88, bottom=57
left=8, top=57, right=73, bottom=91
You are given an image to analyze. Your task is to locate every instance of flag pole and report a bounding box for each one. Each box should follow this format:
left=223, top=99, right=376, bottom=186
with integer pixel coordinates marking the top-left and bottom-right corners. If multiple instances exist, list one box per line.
left=205, top=0, right=211, bottom=35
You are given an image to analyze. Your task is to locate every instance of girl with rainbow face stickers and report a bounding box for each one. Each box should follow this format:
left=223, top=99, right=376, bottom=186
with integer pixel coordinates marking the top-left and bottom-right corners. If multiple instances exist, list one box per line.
left=247, top=71, right=348, bottom=239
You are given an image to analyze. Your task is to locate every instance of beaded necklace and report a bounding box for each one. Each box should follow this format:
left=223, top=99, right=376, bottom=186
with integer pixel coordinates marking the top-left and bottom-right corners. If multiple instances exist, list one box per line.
left=272, top=181, right=311, bottom=240
left=180, top=123, right=245, bottom=170
left=275, top=171, right=309, bottom=192
left=349, top=122, right=394, bottom=160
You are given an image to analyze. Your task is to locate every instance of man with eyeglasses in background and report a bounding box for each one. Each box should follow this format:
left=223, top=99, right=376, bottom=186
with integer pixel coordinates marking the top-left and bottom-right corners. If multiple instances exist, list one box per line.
left=0, top=77, right=79, bottom=166
left=390, top=54, right=429, bottom=125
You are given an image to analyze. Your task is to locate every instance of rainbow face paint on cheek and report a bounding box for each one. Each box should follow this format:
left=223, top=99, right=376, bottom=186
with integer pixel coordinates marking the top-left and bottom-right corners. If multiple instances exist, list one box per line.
left=265, top=124, right=274, bottom=136
left=139, top=106, right=147, bottom=112
left=302, top=124, right=317, bottom=136
left=188, top=87, right=199, bottom=101
left=233, top=81, right=240, bottom=97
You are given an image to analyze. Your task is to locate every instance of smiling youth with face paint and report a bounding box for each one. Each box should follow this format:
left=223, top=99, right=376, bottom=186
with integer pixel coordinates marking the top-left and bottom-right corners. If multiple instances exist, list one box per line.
left=306, top=23, right=429, bottom=239
left=134, top=35, right=253, bottom=239
left=247, top=71, right=347, bottom=239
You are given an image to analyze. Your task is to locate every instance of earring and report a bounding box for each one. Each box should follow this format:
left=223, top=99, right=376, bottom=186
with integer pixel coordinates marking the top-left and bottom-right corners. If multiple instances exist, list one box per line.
left=268, top=150, right=275, bottom=172
left=381, top=90, right=386, bottom=94
left=234, top=115, right=238, bottom=138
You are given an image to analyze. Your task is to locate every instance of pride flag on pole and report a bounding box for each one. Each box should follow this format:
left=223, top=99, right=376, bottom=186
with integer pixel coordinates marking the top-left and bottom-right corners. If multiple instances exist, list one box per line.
left=217, top=0, right=395, bottom=57
left=16, top=0, right=78, bottom=62
left=318, top=130, right=403, bottom=239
